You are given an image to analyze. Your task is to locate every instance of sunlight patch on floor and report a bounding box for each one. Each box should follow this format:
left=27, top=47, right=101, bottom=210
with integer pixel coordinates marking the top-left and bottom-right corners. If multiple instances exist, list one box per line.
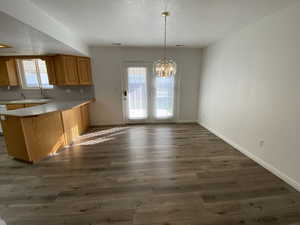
left=73, top=127, right=129, bottom=146
left=78, top=127, right=129, bottom=140
left=74, top=137, right=116, bottom=146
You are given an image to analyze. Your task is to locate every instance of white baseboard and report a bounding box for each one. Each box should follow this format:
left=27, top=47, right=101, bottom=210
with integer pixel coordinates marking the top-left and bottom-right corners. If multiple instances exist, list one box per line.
left=176, top=120, right=197, bottom=123
left=198, top=121, right=300, bottom=192
left=91, top=121, right=197, bottom=126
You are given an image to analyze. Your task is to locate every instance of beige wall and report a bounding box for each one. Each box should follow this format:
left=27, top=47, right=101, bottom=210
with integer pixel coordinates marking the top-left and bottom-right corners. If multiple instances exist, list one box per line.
left=90, top=47, right=202, bottom=125
left=198, top=2, right=300, bottom=190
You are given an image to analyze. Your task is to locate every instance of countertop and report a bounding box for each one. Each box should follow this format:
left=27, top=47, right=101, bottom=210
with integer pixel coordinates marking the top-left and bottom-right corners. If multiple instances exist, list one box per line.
left=0, top=99, right=52, bottom=105
left=0, top=99, right=93, bottom=117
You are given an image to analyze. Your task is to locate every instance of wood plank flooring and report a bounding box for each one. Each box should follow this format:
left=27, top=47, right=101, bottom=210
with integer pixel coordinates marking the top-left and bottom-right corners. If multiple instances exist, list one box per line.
left=0, top=124, right=299, bottom=225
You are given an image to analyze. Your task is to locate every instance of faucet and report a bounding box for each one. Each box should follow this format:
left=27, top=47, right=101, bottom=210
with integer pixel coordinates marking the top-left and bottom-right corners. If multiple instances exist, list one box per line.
left=20, top=92, right=26, bottom=99
left=40, top=87, right=47, bottom=98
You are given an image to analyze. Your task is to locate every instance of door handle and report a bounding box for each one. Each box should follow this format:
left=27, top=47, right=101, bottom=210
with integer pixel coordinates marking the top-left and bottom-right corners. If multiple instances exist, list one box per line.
left=123, top=90, right=127, bottom=97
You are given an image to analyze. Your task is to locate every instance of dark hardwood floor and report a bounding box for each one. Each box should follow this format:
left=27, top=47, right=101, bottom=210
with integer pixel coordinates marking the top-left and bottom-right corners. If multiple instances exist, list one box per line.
left=0, top=124, right=299, bottom=225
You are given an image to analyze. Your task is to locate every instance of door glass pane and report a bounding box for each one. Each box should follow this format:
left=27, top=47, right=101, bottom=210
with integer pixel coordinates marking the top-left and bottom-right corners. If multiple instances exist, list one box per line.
left=127, top=67, right=148, bottom=120
left=154, top=75, right=175, bottom=119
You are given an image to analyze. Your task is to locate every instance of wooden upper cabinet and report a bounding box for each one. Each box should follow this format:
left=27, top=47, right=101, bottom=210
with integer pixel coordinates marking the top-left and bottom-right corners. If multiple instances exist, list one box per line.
left=44, top=56, right=56, bottom=85
left=65, top=56, right=79, bottom=84
left=77, top=57, right=92, bottom=85
left=51, top=55, right=92, bottom=86
left=0, top=57, right=19, bottom=86
left=53, top=55, right=79, bottom=85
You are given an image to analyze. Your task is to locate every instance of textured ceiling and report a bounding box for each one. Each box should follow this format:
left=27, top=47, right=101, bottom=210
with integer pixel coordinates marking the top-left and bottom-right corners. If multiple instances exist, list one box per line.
left=29, top=0, right=298, bottom=47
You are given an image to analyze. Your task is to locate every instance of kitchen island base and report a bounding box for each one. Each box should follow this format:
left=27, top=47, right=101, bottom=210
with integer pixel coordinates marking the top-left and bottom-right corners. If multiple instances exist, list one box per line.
left=0, top=101, right=91, bottom=163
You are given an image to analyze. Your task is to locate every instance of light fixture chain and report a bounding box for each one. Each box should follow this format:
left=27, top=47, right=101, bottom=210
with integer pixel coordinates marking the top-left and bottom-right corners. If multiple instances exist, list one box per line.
left=164, top=13, right=167, bottom=61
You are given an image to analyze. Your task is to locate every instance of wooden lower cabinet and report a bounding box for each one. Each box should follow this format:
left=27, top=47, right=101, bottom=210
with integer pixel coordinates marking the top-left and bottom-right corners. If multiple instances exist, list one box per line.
left=61, top=107, right=81, bottom=145
left=22, top=112, right=65, bottom=162
left=0, top=116, right=30, bottom=161
left=1, top=103, right=90, bottom=163
left=61, top=104, right=90, bottom=145
left=6, top=104, right=25, bottom=110
left=81, top=104, right=90, bottom=133
left=6, top=103, right=45, bottom=110
left=24, top=103, right=45, bottom=108
left=1, top=112, right=65, bottom=162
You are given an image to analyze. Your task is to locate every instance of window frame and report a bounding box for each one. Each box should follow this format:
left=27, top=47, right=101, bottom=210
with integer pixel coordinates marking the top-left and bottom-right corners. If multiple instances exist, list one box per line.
left=17, top=59, right=53, bottom=90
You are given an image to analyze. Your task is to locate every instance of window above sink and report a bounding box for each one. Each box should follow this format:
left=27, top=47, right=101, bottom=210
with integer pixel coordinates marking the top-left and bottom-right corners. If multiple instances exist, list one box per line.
left=17, top=59, right=53, bottom=90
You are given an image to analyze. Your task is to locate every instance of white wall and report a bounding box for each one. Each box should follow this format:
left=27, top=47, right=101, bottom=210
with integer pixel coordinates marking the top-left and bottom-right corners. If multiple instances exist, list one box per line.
left=198, top=2, right=300, bottom=190
left=90, top=47, right=202, bottom=125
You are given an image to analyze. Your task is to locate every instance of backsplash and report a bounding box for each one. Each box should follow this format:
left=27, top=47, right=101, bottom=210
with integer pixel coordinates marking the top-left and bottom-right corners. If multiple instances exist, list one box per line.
left=0, top=86, right=95, bottom=101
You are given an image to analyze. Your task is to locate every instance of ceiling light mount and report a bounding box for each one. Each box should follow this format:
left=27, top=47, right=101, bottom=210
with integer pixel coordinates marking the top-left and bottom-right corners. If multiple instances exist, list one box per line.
left=161, top=11, right=170, bottom=17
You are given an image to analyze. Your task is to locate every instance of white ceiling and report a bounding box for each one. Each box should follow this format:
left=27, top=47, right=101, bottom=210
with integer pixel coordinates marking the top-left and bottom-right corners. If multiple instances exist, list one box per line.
left=0, top=11, right=82, bottom=56
left=29, top=0, right=297, bottom=47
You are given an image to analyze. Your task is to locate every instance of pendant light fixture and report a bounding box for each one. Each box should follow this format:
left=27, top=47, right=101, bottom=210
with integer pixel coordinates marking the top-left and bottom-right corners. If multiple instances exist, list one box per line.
left=154, top=11, right=177, bottom=78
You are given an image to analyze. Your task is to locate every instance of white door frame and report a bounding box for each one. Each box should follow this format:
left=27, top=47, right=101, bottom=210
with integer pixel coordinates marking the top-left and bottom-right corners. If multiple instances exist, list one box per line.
left=122, top=61, right=179, bottom=124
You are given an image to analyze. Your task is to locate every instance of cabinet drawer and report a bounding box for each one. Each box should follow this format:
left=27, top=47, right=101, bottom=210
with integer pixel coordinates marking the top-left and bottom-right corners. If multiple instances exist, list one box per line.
left=25, top=103, right=44, bottom=108
left=6, top=104, right=24, bottom=110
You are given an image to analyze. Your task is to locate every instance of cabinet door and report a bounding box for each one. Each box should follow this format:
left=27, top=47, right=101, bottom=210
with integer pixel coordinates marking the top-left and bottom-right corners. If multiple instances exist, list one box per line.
left=45, top=57, right=56, bottom=85
left=0, top=58, right=18, bottom=86
left=0, top=59, right=9, bottom=85
left=53, top=55, right=65, bottom=85
left=64, top=56, right=79, bottom=85
left=81, top=104, right=90, bottom=133
left=21, top=112, right=65, bottom=162
left=61, top=107, right=83, bottom=145
left=61, top=109, right=76, bottom=145
left=1, top=117, right=30, bottom=161
left=77, top=57, right=92, bottom=85
left=74, top=106, right=83, bottom=135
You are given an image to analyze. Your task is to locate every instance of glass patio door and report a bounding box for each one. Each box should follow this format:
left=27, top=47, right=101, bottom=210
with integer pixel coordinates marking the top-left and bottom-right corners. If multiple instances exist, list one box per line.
left=154, top=75, right=175, bottom=120
left=123, top=63, right=176, bottom=123
left=124, top=66, right=149, bottom=122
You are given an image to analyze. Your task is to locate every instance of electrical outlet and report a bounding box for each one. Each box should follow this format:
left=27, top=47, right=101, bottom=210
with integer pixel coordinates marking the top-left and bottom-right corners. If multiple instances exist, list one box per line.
left=80, top=88, right=84, bottom=94
left=259, top=140, right=265, bottom=148
left=66, top=89, right=71, bottom=93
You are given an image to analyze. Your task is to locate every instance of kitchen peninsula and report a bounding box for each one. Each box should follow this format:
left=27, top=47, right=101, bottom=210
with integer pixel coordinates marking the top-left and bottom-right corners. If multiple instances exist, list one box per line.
left=0, top=99, right=93, bottom=163
left=0, top=53, right=94, bottom=163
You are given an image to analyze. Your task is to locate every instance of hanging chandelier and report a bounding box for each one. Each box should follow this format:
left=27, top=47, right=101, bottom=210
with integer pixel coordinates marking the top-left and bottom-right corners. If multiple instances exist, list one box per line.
left=154, top=11, right=177, bottom=78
